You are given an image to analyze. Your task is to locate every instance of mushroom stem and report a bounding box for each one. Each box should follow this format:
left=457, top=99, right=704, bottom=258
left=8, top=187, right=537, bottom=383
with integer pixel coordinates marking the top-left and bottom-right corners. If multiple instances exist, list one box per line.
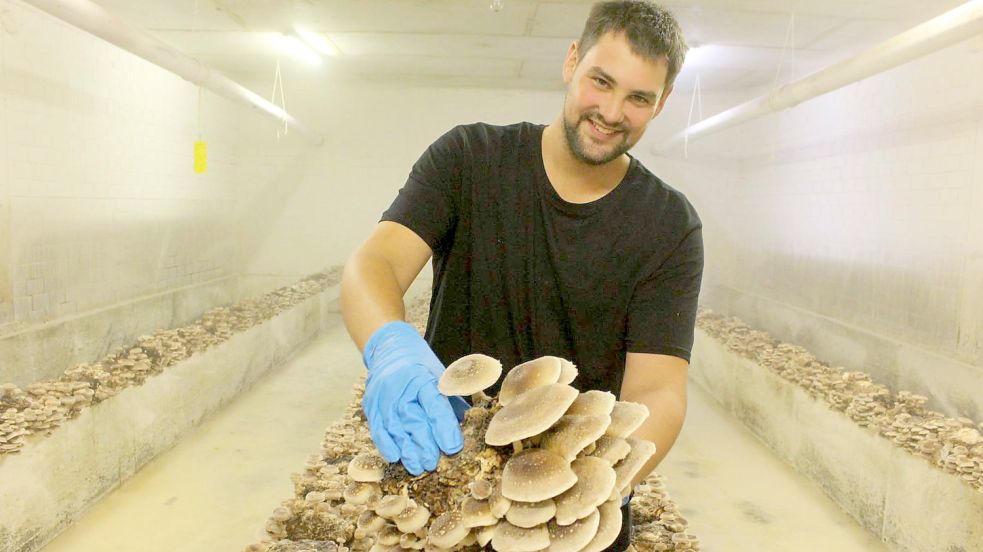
left=512, top=440, right=523, bottom=453
left=470, top=391, right=489, bottom=404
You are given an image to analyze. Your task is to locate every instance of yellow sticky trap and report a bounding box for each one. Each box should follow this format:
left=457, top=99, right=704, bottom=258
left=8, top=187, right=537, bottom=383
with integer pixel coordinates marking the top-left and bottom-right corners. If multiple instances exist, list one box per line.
left=194, top=141, right=208, bottom=173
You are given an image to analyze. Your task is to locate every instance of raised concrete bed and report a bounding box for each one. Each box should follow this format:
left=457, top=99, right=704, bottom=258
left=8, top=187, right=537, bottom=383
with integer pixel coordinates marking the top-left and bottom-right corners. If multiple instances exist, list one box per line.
left=690, top=327, right=983, bottom=552
left=0, top=283, right=340, bottom=552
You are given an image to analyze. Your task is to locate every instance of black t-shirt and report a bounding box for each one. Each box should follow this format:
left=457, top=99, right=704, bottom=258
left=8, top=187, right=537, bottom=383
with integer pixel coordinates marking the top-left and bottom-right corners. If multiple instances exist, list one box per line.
left=382, top=122, right=703, bottom=397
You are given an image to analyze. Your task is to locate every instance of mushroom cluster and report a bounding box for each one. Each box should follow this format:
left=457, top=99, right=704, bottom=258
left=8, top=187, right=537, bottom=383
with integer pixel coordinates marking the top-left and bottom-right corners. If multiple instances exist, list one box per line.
left=0, top=267, right=343, bottom=456
left=698, top=308, right=983, bottom=492
left=256, top=353, right=659, bottom=552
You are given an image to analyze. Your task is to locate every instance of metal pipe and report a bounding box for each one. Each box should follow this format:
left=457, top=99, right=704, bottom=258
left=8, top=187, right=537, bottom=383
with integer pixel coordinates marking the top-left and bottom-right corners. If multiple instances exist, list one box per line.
left=21, top=0, right=325, bottom=145
left=658, top=0, right=983, bottom=153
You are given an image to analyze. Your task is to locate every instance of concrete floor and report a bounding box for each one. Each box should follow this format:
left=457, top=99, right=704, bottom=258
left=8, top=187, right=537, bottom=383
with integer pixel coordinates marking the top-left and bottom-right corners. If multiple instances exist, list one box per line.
left=42, top=315, right=886, bottom=552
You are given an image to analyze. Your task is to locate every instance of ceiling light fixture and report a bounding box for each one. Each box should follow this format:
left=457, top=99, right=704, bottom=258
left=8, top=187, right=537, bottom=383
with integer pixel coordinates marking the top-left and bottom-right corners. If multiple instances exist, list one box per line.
left=294, top=26, right=342, bottom=57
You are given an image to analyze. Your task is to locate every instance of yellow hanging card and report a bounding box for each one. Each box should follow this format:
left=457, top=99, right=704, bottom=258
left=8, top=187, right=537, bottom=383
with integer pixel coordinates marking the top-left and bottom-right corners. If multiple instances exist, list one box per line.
left=194, top=141, right=208, bottom=173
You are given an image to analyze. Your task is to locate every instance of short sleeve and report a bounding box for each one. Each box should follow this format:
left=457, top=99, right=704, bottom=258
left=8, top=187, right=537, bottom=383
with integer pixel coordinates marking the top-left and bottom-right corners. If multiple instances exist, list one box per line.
left=380, top=126, right=466, bottom=252
left=625, top=223, right=704, bottom=361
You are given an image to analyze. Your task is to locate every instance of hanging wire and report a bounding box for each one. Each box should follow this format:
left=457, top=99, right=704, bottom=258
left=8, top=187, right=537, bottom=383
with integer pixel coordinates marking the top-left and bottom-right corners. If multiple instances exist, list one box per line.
left=270, top=58, right=289, bottom=141
left=197, top=86, right=204, bottom=140
left=683, top=73, right=703, bottom=159
left=772, top=13, right=796, bottom=92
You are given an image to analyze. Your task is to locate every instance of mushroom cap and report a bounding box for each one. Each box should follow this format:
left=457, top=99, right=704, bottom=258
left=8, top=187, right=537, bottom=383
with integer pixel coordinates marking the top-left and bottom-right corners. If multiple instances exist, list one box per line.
left=476, top=525, right=496, bottom=547
left=375, top=494, right=409, bottom=519
left=438, top=354, right=503, bottom=397
left=557, top=359, right=579, bottom=385
left=400, top=532, right=425, bottom=550
left=540, top=414, right=611, bottom=461
left=614, top=438, right=657, bottom=495
left=348, top=452, right=388, bottom=482
left=344, top=481, right=382, bottom=505
left=469, top=479, right=493, bottom=500
left=489, top=486, right=512, bottom=519
left=565, top=390, right=616, bottom=417
left=498, top=356, right=563, bottom=406
left=605, top=401, right=649, bottom=439
left=490, top=521, right=550, bottom=552
left=394, top=501, right=431, bottom=534
left=377, top=523, right=402, bottom=546
left=547, top=508, right=601, bottom=552
left=461, top=497, right=498, bottom=528
left=579, top=500, right=623, bottom=552
left=427, top=512, right=470, bottom=549
left=504, top=498, right=556, bottom=528
left=354, top=511, right=387, bottom=539
left=501, top=448, right=578, bottom=502
left=586, top=435, right=632, bottom=465
left=485, top=383, right=579, bottom=446
left=554, top=457, right=617, bottom=526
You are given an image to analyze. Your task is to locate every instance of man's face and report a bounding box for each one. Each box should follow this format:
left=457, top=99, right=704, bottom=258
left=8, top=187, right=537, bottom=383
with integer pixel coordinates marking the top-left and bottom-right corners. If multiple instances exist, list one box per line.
left=561, top=32, right=672, bottom=166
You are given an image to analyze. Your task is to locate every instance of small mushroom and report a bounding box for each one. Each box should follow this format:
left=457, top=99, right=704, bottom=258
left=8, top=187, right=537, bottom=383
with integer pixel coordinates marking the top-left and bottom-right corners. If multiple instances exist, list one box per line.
left=348, top=453, right=387, bottom=482
left=586, top=435, right=632, bottom=465
left=547, top=509, right=601, bottom=552
left=344, top=481, right=383, bottom=505
left=613, top=438, right=657, bottom=496
left=485, top=383, right=579, bottom=449
left=375, top=494, right=409, bottom=519
left=605, top=401, right=649, bottom=439
left=427, top=511, right=469, bottom=549
left=438, top=354, right=503, bottom=402
left=498, top=356, right=563, bottom=406
left=461, top=496, right=498, bottom=527
left=501, top=448, right=578, bottom=502
left=489, top=486, right=512, bottom=519
left=469, top=479, right=493, bottom=500
left=377, top=523, right=402, bottom=546
left=505, top=498, right=556, bottom=528
left=476, top=525, right=496, bottom=547
left=490, top=520, right=549, bottom=552
left=554, top=457, right=617, bottom=525
left=394, top=501, right=431, bottom=534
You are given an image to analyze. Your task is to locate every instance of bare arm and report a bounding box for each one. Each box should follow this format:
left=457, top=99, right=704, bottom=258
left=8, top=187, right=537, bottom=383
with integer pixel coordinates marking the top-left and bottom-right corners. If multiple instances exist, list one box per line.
left=340, top=221, right=434, bottom=352
left=619, top=352, right=689, bottom=487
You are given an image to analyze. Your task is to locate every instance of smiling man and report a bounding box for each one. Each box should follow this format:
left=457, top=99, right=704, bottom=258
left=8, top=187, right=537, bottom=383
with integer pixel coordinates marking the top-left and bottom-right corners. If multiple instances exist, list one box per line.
left=341, top=2, right=702, bottom=550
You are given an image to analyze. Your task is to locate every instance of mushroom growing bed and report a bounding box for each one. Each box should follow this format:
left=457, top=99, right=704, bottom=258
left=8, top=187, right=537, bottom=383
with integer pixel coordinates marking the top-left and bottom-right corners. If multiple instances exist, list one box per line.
left=246, top=295, right=701, bottom=552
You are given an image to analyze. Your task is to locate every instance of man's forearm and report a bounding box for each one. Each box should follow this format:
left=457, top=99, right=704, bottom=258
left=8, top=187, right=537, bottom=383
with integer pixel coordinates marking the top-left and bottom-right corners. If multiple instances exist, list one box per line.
left=620, top=384, right=687, bottom=488
left=340, top=248, right=408, bottom=352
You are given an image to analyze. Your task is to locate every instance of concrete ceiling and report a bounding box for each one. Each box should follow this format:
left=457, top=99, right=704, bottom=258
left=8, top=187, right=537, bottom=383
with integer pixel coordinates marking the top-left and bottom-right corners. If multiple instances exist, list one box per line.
left=90, top=0, right=968, bottom=94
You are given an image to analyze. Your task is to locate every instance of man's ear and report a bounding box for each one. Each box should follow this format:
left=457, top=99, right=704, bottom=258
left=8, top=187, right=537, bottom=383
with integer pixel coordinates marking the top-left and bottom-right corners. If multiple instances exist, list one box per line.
left=652, top=85, right=673, bottom=118
left=562, top=41, right=579, bottom=85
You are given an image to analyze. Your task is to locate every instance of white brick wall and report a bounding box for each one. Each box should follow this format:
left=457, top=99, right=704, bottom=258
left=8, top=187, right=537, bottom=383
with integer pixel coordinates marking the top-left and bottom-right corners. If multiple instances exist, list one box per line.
left=0, top=1, right=257, bottom=326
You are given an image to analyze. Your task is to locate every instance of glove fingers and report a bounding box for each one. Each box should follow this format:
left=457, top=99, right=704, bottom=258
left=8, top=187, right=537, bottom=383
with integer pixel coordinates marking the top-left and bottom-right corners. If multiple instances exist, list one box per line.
left=386, top=409, right=426, bottom=476
left=398, top=399, right=441, bottom=473
left=364, top=403, right=401, bottom=464
left=417, top=384, right=464, bottom=455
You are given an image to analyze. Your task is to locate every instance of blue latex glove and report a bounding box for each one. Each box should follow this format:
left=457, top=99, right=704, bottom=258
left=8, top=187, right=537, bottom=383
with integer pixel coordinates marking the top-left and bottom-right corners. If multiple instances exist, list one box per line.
left=362, top=321, right=469, bottom=475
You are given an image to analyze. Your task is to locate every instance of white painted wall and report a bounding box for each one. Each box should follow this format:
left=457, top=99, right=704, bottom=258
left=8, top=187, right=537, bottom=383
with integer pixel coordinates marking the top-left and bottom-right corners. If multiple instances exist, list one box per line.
left=682, top=38, right=983, bottom=418
left=0, top=0, right=268, bottom=329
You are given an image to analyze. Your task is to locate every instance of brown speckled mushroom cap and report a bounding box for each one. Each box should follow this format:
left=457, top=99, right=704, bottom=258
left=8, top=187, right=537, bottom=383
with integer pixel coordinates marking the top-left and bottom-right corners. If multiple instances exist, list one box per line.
left=586, top=435, right=632, bottom=465
left=427, top=511, right=469, bottom=549
left=476, top=525, right=496, bottom=547
left=490, top=520, right=550, bottom=552
left=605, top=401, right=649, bottom=438
left=461, top=497, right=498, bottom=528
left=547, top=508, right=601, bottom=552
left=489, top=486, right=512, bottom=519
left=377, top=523, right=402, bottom=546
left=394, top=500, right=431, bottom=534
left=348, top=452, right=387, bottom=482
left=498, top=356, right=563, bottom=406
left=375, top=494, right=409, bottom=519
left=485, top=383, right=579, bottom=446
left=614, top=438, right=657, bottom=496
left=344, top=481, right=382, bottom=506
left=566, top=390, right=616, bottom=417
left=580, top=500, right=623, bottom=552
left=554, top=457, right=617, bottom=525
left=501, top=448, right=578, bottom=502
left=540, top=414, right=611, bottom=461
left=438, top=354, right=503, bottom=397
left=504, top=498, right=556, bottom=528
left=469, top=479, right=493, bottom=500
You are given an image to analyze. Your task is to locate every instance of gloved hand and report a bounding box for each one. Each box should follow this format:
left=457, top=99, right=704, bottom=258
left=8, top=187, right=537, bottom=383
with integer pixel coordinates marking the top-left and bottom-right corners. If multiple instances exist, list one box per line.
left=362, top=321, right=469, bottom=475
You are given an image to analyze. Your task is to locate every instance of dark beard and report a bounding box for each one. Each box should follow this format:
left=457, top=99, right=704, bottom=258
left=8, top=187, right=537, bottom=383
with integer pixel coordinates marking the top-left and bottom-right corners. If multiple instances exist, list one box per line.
left=562, top=113, right=630, bottom=166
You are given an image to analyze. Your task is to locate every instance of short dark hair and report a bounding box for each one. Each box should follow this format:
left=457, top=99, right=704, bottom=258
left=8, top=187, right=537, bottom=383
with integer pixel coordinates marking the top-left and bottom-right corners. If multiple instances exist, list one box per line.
left=577, top=1, right=688, bottom=88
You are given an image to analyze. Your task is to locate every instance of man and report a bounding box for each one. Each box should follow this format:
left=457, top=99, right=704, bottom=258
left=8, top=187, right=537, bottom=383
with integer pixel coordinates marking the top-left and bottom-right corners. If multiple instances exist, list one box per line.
left=341, top=1, right=701, bottom=549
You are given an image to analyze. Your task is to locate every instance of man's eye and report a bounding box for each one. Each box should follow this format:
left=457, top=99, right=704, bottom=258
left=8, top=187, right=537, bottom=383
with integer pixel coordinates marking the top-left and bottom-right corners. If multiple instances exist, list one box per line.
left=632, top=95, right=650, bottom=104
left=593, top=77, right=609, bottom=87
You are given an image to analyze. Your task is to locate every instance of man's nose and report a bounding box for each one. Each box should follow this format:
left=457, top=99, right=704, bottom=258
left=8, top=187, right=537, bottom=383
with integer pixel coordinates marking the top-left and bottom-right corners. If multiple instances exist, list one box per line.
left=596, top=98, right=624, bottom=128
